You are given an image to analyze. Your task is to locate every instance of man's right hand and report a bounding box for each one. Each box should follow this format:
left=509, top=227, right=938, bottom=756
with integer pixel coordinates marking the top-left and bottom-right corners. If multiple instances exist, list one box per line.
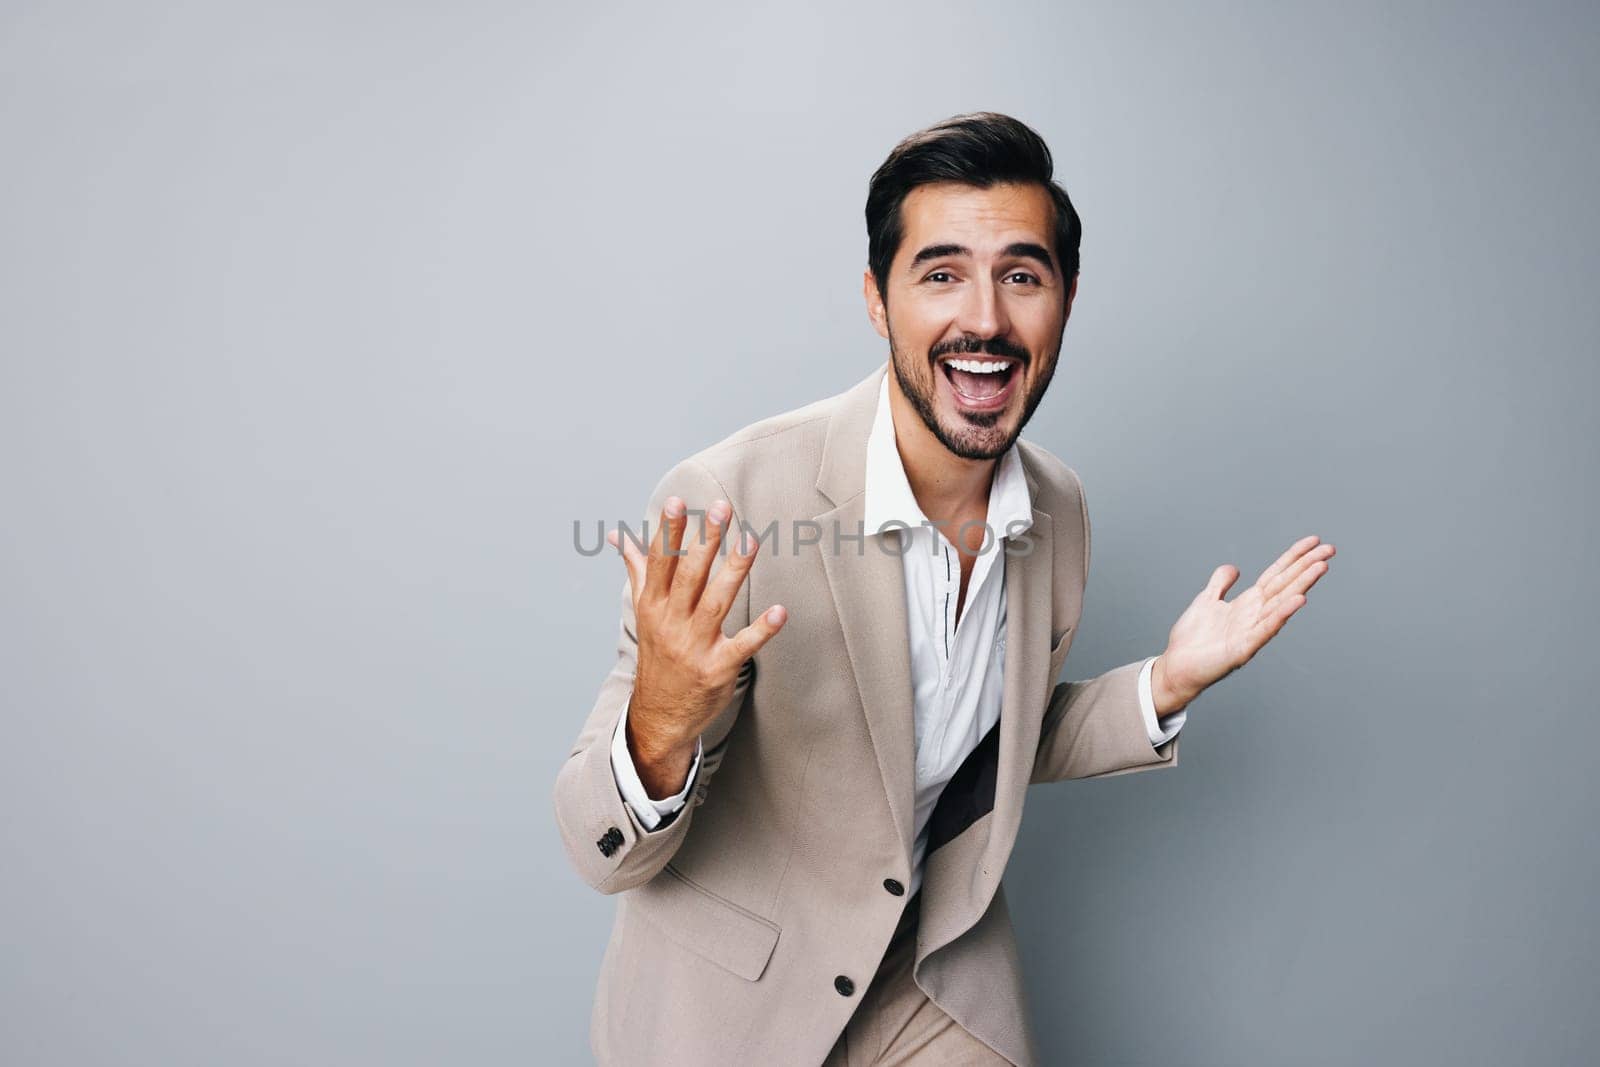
left=604, top=495, right=787, bottom=797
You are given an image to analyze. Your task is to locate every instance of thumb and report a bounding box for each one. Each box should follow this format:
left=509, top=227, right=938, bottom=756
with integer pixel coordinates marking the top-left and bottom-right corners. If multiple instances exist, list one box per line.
left=722, top=604, right=789, bottom=667
left=1204, top=564, right=1240, bottom=601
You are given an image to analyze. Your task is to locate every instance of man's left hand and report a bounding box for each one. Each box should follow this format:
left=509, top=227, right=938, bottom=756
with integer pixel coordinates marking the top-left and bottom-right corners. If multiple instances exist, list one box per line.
left=1151, top=535, right=1336, bottom=716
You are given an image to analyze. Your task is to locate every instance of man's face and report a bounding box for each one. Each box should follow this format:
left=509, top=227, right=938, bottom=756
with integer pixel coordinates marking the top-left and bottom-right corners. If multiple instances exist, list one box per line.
left=864, top=181, right=1077, bottom=461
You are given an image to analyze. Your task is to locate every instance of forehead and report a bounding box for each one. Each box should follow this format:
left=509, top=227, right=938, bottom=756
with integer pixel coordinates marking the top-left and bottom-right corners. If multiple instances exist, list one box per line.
left=895, top=181, right=1055, bottom=261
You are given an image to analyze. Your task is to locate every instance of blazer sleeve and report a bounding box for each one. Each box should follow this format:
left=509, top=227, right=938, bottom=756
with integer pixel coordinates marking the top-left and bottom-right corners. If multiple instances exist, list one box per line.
left=1030, top=460, right=1181, bottom=783
left=552, top=457, right=754, bottom=894
left=1030, top=659, right=1180, bottom=783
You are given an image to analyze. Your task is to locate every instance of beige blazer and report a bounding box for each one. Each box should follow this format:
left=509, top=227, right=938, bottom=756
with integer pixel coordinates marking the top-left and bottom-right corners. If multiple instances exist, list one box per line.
left=554, top=363, right=1180, bottom=1066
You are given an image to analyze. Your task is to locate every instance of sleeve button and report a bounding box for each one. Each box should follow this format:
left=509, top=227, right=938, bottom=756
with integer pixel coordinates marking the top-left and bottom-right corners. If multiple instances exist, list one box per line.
left=883, top=878, right=905, bottom=896
left=834, top=975, right=855, bottom=996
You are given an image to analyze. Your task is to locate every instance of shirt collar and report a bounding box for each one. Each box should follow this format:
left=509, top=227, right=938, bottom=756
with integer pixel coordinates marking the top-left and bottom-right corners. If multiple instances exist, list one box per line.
left=862, top=370, right=1033, bottom=541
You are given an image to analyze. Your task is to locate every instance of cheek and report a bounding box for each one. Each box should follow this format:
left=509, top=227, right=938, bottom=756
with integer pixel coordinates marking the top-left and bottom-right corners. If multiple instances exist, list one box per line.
left=1016, top=314, right=1064, bottom=362
left=890, top=306, right=952, bottom=355
left=1012, top=297, right=1063, bottom=333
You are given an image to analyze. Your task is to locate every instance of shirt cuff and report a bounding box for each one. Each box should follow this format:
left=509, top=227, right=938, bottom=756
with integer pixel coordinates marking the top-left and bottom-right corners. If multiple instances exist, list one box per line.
left=609, top=694, right=702, bottom=832
left=1139, top=656, right=1186, bottom=748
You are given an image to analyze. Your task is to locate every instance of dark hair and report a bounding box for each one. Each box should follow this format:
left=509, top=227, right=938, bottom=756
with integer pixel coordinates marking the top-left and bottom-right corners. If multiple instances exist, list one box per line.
left=865, top=111, right=1082, bottom=308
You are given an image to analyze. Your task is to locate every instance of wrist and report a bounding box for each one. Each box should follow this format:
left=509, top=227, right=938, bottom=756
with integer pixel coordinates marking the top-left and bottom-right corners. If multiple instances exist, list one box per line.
left=626, top=714, right=697, bottom=797
left=1151, top=654, right=1196, bottom=718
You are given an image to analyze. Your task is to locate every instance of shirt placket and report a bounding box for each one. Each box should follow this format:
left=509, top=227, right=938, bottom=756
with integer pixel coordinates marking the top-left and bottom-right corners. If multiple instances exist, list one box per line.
left=923, top=530, right=962, bottom=770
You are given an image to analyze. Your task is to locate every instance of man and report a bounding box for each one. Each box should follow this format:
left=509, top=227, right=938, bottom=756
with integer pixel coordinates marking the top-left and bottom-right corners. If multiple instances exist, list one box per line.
left=554, top=112, right=1334, bottom=1065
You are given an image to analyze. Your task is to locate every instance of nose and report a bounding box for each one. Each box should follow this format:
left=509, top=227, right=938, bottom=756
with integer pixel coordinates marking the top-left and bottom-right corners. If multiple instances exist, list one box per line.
left=954, top=273, right=1010, bottom=342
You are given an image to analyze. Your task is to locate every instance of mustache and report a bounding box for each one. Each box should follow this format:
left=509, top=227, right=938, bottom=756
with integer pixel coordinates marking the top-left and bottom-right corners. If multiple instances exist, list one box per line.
left=928, top=336, right=1030, bottom=365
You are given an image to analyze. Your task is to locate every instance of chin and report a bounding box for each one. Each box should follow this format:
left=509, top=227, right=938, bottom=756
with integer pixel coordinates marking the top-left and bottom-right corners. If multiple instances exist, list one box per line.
left=934, top=408, right=1017, bottom=460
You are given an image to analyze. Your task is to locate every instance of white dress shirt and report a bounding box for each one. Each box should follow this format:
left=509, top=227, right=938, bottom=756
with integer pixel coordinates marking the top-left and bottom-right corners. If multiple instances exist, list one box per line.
left=610, top=375, right=1184, bottom=895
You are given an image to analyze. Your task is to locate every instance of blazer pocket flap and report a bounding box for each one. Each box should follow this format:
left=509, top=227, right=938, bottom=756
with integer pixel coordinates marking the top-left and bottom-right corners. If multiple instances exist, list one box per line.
left=636, top=863, right=781, bottom=981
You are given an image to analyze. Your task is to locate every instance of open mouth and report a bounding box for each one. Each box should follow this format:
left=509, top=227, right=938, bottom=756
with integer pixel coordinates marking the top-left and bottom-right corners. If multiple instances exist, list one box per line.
left=938, top=355, right=1022, bottom=411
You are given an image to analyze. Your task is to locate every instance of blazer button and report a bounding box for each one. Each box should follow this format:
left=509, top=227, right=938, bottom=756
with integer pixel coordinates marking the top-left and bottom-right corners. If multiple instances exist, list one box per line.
left=883, top=878, right=905, bottom=896
left=834, top=975, right=855, bottom=997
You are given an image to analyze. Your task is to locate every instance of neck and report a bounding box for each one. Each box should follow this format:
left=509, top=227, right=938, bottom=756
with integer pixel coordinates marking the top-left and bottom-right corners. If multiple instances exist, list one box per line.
left=885, top=365, right=997, bottom=526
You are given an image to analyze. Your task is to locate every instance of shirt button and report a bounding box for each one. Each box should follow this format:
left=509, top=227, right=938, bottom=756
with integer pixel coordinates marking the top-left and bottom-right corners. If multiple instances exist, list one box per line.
left=834, top=975, right=855, bottom=996
left=883, top=878, right=905, bottom=896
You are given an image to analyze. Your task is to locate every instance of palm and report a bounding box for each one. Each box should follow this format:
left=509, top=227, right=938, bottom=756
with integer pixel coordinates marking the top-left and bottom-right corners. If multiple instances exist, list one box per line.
left=1161, top=535, right=1335, bottom=703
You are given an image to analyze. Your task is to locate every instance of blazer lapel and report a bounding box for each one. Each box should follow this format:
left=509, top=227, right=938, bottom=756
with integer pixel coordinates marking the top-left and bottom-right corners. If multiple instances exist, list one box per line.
left=984, top=492, right=1052, bottom=880
left=916, top=460, right=1056, bottom=962
left=817, top=492, right=918, bottom=867
left=815, top=365, right=917, bottom=867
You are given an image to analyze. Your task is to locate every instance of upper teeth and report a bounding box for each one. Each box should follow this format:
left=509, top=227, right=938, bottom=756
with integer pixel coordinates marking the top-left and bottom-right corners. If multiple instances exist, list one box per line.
left=945, top=358, right=1010, bottom=374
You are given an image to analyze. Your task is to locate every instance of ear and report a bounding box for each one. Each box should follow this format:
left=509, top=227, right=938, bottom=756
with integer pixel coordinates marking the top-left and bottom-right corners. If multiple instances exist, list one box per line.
left=1063, top=273, right=1079, bottom=320
left=863, top=269, right=890, bottom=340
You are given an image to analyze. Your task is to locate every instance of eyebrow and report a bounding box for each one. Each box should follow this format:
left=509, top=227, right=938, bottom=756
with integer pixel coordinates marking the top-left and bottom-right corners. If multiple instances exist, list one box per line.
left=907, top=241, right=1058, bottom=277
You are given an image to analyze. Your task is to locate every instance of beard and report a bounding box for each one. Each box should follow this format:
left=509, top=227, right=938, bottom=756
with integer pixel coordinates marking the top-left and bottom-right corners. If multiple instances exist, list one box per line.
left=888, top=324, right=1057, bottom=461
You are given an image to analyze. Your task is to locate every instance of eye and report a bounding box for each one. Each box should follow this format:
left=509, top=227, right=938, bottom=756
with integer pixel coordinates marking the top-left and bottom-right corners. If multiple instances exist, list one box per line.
left=925, top=271, right=955, bottom=283
left=1005, top=271, right=1040, bottom=285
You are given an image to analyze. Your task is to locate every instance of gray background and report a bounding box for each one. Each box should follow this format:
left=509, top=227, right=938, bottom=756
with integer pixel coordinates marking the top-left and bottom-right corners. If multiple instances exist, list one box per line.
left=3, top=1, right=1596, bottom=1064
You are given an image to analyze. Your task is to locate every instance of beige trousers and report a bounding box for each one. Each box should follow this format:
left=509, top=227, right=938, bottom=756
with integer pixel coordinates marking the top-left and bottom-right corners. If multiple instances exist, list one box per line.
left=821, top=893, right=1011, bottom=1066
